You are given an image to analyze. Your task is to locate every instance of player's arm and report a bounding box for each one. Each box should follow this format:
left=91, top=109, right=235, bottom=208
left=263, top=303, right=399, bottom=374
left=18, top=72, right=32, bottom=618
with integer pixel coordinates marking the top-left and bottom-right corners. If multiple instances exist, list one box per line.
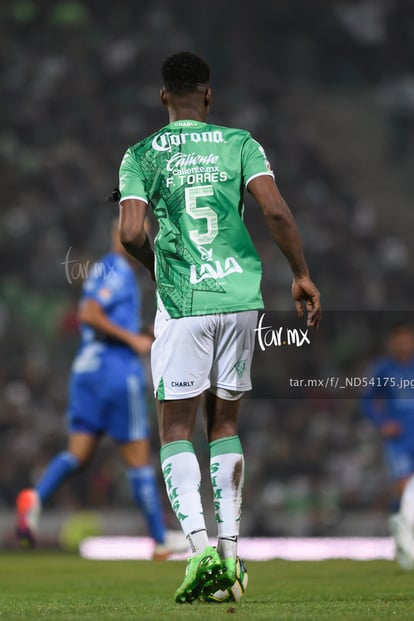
left=248, top=174, right=321, bottom=329
left=118, top=199, right=155, bottom=280
left=118, top=147, right=155, bottom=279
left=78, top=298, right=152, bottom=355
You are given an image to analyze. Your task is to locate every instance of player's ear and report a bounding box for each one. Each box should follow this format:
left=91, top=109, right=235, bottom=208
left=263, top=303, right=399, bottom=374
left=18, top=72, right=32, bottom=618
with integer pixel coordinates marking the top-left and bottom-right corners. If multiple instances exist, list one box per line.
left=160, top=89, right=168, bottom=106
left=205, top=88, right=211, bottom=108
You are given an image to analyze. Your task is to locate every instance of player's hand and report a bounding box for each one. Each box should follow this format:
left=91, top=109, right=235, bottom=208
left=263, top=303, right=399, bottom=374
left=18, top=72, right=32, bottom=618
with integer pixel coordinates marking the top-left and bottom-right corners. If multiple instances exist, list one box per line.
left=292, top=276, right=322, bottom=329
left=127, top=333, right=153, bottom=355
left=381, top=420, right=402, bottom=438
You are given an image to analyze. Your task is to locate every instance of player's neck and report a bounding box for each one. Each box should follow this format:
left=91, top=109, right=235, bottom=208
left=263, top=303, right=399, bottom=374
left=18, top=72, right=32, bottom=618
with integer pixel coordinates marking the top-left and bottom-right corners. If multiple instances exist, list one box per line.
left=168, top=106, right=208, bottom=123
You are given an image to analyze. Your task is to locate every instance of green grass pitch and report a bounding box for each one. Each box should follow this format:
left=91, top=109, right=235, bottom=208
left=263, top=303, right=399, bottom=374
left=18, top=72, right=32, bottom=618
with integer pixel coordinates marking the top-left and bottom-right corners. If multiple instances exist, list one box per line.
left=1, top=552, right=414, bottom=620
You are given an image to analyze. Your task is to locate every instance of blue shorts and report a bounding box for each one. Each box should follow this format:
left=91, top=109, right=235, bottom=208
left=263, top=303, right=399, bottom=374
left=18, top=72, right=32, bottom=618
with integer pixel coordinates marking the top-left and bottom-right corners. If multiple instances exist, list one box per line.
left=67, top=355, right=149, bottom=443
left=385, top=442, right=414, bottom=481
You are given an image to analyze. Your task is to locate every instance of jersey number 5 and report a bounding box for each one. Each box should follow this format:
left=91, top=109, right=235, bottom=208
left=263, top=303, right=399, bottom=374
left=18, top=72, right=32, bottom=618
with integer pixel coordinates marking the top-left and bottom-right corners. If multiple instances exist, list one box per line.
left=185, top=185, right=218, bottom=245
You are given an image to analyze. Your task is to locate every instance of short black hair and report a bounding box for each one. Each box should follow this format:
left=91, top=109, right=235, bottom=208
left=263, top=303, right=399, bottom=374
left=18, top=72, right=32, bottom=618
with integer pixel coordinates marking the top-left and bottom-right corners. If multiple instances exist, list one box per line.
left=161, top=52, right=210, bottom=95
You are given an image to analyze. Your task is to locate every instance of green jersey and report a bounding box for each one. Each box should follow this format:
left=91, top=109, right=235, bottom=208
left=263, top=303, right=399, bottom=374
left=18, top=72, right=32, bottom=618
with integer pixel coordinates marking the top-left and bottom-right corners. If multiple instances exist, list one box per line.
left=119, top=119, right=273, bottom=318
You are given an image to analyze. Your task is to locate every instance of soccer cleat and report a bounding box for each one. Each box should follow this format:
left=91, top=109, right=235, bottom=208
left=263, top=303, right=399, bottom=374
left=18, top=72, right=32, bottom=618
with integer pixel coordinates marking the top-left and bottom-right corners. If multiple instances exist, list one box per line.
left=152, top=530, right=190, bottom=560
left=174, top=545, right=223, bottom=604
left=16, top=489, right=40, bottom=549
left=389, top=514, right=414, bottom=570
left=209, top=556, right=237, bottom=591
left=152, top=543, right=171, bottom=561
left=200, top=557, right=248, bottom=603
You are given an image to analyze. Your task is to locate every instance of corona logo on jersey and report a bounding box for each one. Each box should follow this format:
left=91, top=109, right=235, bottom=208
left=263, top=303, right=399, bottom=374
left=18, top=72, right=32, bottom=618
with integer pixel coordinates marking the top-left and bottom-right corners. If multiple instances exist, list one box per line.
left=152, top=130, right=224, bottom=152
left=189, top=256, right=243, bottom=284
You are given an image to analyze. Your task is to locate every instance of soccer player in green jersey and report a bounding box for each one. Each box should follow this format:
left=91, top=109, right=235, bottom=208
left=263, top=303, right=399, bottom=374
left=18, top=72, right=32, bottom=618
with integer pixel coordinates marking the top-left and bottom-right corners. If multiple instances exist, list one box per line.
left=118, top=52, right=322, bottom=603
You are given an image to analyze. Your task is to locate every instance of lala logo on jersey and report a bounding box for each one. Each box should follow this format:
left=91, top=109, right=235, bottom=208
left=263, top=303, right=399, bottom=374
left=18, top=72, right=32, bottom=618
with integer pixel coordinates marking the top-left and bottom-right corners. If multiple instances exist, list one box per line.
left=190, top=256, right=243, bottom=284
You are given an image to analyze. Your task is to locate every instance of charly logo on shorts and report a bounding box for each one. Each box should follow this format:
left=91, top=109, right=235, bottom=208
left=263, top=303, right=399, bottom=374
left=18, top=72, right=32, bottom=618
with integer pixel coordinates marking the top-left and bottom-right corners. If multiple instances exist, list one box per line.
left=171, top=380, right=195, bottom=387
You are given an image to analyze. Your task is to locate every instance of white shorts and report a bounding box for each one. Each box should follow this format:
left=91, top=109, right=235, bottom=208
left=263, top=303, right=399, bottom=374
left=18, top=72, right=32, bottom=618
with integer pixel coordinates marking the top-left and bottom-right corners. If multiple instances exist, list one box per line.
left=151, top=309, right=258, bottom=400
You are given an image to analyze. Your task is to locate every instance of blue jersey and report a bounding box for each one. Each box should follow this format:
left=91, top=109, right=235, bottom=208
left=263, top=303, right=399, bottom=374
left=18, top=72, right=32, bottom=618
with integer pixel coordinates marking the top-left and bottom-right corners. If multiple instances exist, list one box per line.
left=73, top=252, right=141, bottom=371
left=68, top=252, right=149, bottom=443
left=361, top=357, right=414, bottom=451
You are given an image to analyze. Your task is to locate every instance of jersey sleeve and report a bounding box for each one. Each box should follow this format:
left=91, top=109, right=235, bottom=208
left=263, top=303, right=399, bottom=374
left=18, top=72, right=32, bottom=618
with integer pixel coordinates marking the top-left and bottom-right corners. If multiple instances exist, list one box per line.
left=119, top=147, right=148, bottom=204
left=241, top=134, right=274, bottom=187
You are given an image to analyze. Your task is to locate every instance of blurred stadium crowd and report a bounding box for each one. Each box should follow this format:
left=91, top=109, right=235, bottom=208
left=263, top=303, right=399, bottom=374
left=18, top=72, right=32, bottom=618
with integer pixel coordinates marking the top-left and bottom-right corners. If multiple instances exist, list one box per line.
left=1, top=0, right=414, bottom=541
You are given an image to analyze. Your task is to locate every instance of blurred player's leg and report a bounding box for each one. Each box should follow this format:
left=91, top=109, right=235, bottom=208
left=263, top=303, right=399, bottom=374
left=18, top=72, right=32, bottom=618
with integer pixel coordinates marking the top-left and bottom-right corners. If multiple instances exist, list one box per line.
left=400, top=474, right=414, bottom=531
left=16, top=489, right=40, bottom=548
left=387, top=452, right=414, bottom=570
left=120, top=438, right=172, bottom=560
left=127, top=465, right=165, bottom=546
left=390, top=473, right=414, bottom=570
left=16, top=434, right=95, bottom=548
left=389, top=513, right=414, bottom=570
left=36, top=451, right=81, bottom=501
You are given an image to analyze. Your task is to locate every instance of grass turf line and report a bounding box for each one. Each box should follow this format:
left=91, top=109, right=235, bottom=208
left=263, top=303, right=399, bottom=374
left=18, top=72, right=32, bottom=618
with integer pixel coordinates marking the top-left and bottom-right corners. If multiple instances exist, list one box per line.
left=1, top=552, right=414, bottom=620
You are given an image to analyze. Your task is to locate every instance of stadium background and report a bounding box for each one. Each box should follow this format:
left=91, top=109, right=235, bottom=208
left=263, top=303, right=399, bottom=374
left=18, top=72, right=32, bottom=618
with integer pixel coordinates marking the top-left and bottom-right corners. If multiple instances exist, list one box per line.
left=1, top=0, right=414, bottom=545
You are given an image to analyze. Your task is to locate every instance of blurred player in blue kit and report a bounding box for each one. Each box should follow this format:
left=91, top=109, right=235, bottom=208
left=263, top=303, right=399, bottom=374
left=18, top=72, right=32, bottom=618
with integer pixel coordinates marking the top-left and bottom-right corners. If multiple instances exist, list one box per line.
left=361, top=322, right=414, bottom=569
left=16, top=220, right=184, bottom=559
